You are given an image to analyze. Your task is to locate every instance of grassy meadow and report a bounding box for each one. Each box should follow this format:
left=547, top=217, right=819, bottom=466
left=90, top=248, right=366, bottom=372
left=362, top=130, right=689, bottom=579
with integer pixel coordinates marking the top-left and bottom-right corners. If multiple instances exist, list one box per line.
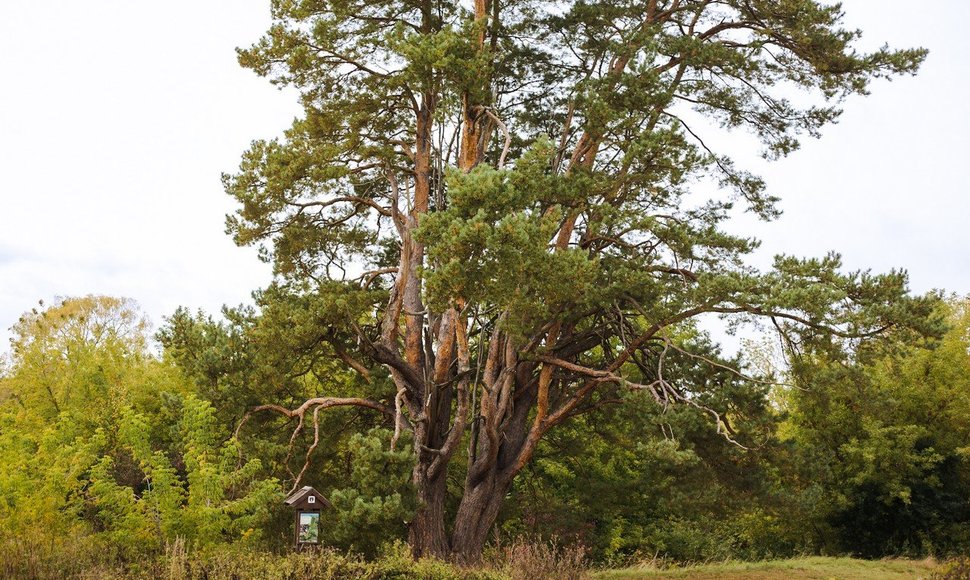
left=595, top=557, right=942, bottom=580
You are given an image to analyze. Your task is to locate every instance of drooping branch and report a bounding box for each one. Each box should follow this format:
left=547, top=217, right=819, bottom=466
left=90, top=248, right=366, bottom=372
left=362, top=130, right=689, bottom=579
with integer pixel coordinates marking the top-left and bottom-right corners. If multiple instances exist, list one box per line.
left=333, top=343, right=373, bottom=383
left=234, top=396, right=395, bottom=493
left=709, top=305, right=894, bottom=339
left=541, top=302, right=716, bottom=431
left=632, top=338, right=751, bottom=449
left=284, top=195, right=393, bottom=218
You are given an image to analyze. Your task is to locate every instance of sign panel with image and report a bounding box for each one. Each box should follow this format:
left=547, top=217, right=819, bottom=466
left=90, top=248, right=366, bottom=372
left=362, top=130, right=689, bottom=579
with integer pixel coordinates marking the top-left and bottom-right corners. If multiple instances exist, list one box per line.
left=284, top=486, right=329, bottom=549
left=298, top=511, right=320, bottom=543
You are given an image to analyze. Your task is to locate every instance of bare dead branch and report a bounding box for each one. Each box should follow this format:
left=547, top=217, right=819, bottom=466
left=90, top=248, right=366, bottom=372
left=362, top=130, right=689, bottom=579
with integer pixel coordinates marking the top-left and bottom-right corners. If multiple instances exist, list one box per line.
left=234, top=396, right=395, bottom=490
left=483, top=108, right=512, bottom=169
left=391, top=383, right=409, bottom=451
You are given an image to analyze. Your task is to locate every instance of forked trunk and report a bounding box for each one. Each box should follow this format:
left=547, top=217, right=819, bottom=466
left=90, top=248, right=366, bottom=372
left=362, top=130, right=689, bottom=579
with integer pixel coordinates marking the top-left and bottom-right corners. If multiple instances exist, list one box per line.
left=408, top=469, right=512, bottom=562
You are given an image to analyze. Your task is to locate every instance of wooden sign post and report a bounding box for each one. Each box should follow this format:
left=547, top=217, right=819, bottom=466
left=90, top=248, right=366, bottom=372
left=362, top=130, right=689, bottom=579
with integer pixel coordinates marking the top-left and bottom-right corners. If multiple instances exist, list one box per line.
left=283, top=486, right=332, bottom=548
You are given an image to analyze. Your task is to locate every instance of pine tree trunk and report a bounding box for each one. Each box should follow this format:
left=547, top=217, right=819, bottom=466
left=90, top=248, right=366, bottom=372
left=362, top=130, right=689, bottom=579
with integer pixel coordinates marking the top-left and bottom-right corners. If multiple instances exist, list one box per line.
left=449, top=474, right=510, bottom=563
left=408, top=459, right=450, bottom=559
left=408, top=468, right=512, bottom=562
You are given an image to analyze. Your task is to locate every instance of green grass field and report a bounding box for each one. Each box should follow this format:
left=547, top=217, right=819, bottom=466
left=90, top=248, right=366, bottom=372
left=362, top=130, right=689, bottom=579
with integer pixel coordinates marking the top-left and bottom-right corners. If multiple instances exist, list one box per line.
left=593, top=557, right=939, bottom=580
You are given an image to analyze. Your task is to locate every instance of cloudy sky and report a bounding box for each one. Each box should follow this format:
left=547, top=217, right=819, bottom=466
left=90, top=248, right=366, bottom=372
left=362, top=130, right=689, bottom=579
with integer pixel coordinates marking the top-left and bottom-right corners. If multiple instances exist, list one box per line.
left=1, top=1, right=968, bottom=352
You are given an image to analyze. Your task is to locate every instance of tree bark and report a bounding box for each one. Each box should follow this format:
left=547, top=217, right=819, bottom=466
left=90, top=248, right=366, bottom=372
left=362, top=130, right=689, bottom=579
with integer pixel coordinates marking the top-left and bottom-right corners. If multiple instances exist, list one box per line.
left=450, top=473, right=510, bottom=563
left=408, top=456, right=450, bottom=558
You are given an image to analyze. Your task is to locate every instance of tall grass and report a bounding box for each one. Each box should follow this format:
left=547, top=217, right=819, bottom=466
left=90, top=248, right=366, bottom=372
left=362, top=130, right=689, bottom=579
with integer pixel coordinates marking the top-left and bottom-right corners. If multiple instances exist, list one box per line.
left=2, top=534, right=589, bottom=579
left=488, top=537, right=588, bottom=580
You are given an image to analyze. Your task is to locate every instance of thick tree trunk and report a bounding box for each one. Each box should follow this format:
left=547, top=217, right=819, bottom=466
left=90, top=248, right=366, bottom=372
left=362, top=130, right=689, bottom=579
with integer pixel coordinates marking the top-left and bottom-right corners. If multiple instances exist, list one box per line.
left=449, top=473, right=510, bottom=563
left=408, top=459, right=450, bottom=558
left=408, top=466, right=512, bottom=562
left=408, top=358, right=532, bottom=562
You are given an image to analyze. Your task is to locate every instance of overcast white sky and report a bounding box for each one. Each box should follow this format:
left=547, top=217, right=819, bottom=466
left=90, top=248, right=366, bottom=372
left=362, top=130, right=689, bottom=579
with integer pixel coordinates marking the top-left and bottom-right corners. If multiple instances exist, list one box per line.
left=1, top=1, right=968, bottom=353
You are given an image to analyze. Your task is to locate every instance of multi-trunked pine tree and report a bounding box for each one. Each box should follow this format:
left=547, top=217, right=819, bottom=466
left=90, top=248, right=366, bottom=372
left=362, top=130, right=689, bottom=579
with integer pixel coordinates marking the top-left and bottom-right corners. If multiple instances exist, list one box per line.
left=225, top=0, right=935, bottom=562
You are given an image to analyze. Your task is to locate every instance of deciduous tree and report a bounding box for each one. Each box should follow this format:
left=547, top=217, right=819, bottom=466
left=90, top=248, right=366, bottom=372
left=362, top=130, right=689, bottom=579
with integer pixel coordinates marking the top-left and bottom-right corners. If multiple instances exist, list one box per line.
left=781, top=297, right=970, bottom=557
left=0, top=297, right=278, bottom=555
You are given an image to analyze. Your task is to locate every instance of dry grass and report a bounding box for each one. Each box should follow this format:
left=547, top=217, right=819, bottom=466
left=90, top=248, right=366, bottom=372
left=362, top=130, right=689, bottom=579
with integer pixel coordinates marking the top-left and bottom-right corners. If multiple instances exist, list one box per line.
left=492, top=537, right=587, bottom=580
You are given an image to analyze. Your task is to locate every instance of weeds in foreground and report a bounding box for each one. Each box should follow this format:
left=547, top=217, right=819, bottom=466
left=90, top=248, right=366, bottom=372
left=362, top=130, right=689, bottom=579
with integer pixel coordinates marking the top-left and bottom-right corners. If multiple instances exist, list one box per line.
left=4, top=534, right=594, bottom=579
left=488, top=537, right=588, bottom=580
left=933, top=556, right=970, bottom=580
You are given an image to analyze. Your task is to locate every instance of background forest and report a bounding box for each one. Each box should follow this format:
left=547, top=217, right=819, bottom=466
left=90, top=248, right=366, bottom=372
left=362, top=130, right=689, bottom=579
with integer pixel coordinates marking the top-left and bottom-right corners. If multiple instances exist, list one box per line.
left=2, top=0, right=970, bottom=577
left=2, top=293, right=969, bottom=575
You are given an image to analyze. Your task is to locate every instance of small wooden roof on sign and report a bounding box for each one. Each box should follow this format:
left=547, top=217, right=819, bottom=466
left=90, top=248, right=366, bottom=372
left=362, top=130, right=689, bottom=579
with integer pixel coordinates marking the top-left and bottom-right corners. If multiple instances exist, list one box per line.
left=283, top=486, right=332, bottom=510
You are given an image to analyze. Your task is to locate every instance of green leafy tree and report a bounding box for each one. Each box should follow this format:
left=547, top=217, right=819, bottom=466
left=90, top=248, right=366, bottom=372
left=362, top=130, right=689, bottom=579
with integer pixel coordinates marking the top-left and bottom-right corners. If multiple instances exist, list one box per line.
left=0, top=297, right=165, bottom=546
left=780, top=297, right=970, bottom=557
left=86, top=395, right=280, bottom=552
left=225, top=0, right=933, bottom=560
left=0, top=297, right=278, bottom=556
